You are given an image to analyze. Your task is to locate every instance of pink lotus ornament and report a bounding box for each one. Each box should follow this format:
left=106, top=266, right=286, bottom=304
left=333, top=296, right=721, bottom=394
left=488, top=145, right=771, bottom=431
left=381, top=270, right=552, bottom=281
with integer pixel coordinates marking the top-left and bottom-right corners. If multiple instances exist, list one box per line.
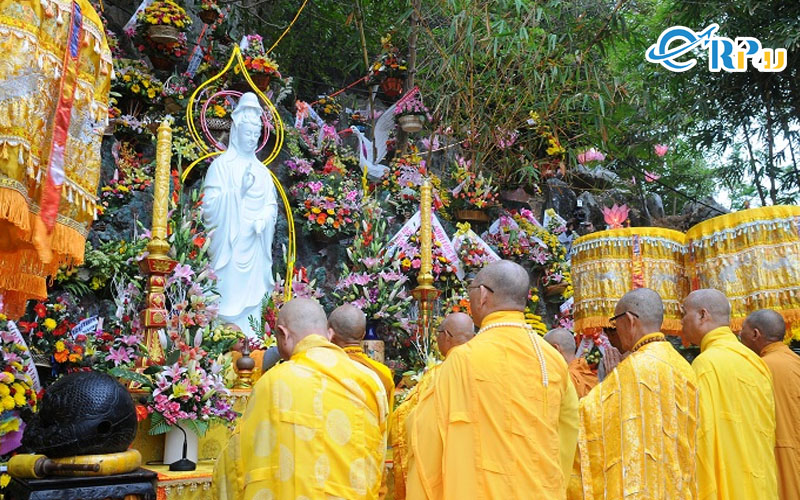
left=602, top=203, right=629, bottom=229
left=577, top=148, right=606, bottom=165
left=654, top=144, right=668, bottom=157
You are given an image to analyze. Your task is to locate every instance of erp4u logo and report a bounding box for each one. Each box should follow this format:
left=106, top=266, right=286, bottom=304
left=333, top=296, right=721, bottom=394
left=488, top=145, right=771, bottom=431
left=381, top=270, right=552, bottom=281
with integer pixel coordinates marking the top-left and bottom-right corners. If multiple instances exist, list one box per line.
left=646, top=24, right=787, bottom=72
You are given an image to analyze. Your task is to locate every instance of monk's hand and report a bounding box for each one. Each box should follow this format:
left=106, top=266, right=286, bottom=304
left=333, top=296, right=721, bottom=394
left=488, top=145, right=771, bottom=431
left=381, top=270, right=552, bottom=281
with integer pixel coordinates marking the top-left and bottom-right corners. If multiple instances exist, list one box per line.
left=603, top=346, right=622, bottom=374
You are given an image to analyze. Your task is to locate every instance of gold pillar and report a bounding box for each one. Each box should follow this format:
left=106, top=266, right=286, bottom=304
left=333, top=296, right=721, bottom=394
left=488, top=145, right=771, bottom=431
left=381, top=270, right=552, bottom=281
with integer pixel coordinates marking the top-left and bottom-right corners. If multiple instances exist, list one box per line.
left=412, top=180, right=440, bottom=347
left=137, top=120, right=177, bottom=365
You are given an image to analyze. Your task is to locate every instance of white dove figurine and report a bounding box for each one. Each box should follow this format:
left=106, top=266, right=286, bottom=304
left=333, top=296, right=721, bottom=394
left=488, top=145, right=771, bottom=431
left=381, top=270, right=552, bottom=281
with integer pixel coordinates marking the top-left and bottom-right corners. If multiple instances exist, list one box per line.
left=350, top=100, right=398, bottom=180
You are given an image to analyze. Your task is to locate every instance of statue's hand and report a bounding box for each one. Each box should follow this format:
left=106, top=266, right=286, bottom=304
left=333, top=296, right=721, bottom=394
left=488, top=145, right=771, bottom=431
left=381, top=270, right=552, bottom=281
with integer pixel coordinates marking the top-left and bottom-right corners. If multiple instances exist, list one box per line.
left=254, top=219, right=265, bottom=234
left=243, top=171, right=256, bottom=191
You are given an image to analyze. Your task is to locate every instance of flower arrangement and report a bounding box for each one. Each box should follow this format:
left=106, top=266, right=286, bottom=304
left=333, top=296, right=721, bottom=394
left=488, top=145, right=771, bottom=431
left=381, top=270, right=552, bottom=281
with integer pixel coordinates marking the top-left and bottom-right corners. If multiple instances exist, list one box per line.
left=0, top=313, right=38, bottom=457
left=512, top=209, right=568, bottom=267
left=199, top=0, right=223, bottom=16
left=15, top=298, right=88, bottom=374
left=367, top=35, right=408, bottom=85
left=394, top=93, right=430, bottom=119
left=395, top=234, right=459, bottom=284
left=284, top=156, right=314, bottom=178
left=449, top=156, right=500, bottom=211
left=314, top=96, right=342, bottom=122
left=113, top=60, right=164, bottom=102
left=380, top=149, right=448, bottom=219
left=290, top=173, right=362, bottom=238
left=484, top=215, right=548, bottom=264
left=234, top=34, right=281, bottom=80
left=55, top=238, right=148, bottom=299
left=332, top=203, right=413, bottom=329
left=96, top=143, right=154, bottom=217
left=137, top=0, right=192, bottom=29
left=249, top=267, right=324, bottom=343
left=456, top=236, right=495, bottom=275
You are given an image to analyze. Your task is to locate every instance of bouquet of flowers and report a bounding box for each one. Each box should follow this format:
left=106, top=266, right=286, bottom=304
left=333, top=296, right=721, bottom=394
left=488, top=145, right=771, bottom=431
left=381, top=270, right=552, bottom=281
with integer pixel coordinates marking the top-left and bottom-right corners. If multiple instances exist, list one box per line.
left=17, top=299, right=77, bottom=363
left=199, top=0, right=223, bottom=20
left=0, top=313, right=38, bottom=457
left=111, top=333, right=237, bottom=436
left=137, top=0, right=192, bottom=30
left=113, top=60, right=164, bottom=102
left=367, top=35, right=408, bottom=85
left=291, top=173, right=362, bottom=238
left=332, top=204, right=413, bottom=329
left=55, top=238, right=148, bottom=298
left=249, top=267, right=324, bottom=343
left=395, top=234, right=459, bottom=284
left=484, top=215, right=549, bottom=264
left=284, top=156, right=314, bottom=178
left=314, top=96, right=342, bottom=122
left=96, top=143, right=153, bottom=217
left=513, top=209, right=568, bottom=268
left=235, top=34, right=281, bottom=80
left=379, top=149, right=448, bottom=220
left=449, top=156, right=499, bottom=211
left=393, top=92, right=430, bottom=119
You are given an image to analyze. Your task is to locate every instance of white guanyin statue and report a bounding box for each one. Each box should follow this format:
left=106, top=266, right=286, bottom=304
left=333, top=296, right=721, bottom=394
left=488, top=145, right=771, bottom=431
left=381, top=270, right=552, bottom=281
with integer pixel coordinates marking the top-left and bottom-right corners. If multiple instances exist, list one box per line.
left=203, top=92, right=277, bottom=337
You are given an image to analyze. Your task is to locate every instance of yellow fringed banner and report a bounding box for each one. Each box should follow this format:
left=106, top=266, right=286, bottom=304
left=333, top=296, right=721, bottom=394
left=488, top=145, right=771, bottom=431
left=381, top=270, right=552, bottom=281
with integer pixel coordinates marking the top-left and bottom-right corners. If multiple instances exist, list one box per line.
left=572, top=227, right=688, bottom=336
left=573, top=206, right=800, bottom=343
left=686, top=205, right=800, bottom=342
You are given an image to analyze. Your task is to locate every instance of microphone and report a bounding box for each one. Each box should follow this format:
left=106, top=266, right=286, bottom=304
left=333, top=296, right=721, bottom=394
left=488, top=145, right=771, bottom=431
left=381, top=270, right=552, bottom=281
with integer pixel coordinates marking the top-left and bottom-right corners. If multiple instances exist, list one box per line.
left=262, top=346, right=281, bottom=372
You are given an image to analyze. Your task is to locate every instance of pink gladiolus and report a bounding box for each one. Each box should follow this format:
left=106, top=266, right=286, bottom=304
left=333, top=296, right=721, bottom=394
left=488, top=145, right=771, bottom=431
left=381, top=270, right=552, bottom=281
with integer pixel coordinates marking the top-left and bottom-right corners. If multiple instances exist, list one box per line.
left=654, top=144, right=668, bottom=157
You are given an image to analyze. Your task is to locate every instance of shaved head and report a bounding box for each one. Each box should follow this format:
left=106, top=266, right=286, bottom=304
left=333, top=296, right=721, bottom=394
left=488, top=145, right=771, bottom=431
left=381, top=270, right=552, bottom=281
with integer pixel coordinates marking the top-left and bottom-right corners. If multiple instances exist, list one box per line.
left=544, top=328, right=577, bottom=363
left=470, top=260, right=530, bottom=325
left=745, top=309, right=786, bottom=342
left=740, top=309, right=786, bottom=355
left=328, top=304, right=367, bottom=347
left=437, top=312, right=475, bottom=356
left=681, top=289, right=731, bottom=346
left=616, top=288, right=663, bottom=332
left=276, top=298, right=329, bottom=359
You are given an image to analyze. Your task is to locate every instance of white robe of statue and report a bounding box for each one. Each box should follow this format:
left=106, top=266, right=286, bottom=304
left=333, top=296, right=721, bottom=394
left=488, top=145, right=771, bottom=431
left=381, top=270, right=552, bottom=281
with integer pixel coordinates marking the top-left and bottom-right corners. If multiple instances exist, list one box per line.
left=203, top=92, right=277, bottom=338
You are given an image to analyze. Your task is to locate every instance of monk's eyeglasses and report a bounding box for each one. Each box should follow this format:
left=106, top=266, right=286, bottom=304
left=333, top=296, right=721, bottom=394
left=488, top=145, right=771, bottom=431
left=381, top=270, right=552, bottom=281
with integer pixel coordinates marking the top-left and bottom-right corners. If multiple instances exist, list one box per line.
left=609, top=311, right=639, bottom=326
left=467, top=283, right=494, bottom=293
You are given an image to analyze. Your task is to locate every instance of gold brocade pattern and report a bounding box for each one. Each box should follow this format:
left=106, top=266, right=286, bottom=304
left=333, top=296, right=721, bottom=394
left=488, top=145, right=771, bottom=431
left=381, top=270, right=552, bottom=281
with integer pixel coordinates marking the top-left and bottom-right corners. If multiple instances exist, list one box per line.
left=572, top=206, right=800, bottom=341
left=0, top=0, right=111, bottom=317
left=576, top=338, right=699, bottom=499
left=572, top=227, right=688, bottom=335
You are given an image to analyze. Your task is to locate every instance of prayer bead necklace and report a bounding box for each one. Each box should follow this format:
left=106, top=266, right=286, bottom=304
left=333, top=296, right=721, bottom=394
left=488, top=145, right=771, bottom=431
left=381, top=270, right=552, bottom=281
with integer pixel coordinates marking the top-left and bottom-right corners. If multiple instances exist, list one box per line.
left=631, top=333, right=667, bottom=352
left=476, top=322, right=548, bottom=387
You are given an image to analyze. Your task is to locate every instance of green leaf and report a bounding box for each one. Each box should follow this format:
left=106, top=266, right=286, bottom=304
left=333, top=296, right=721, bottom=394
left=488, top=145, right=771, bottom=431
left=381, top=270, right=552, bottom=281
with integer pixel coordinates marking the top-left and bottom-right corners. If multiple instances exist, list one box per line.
left=143, top=365, right=161, bottom=375
left=165, top=349, right=180, bottom=366
left=109, top=367, right=152, bottom=387
left=149, top=412, right=172, bottom=436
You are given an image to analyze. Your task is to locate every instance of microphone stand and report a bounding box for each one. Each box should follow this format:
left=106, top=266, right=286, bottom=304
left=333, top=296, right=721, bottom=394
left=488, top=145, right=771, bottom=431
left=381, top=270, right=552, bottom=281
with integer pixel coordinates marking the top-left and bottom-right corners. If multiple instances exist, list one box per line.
left=169, top=424, right=197, bottom=471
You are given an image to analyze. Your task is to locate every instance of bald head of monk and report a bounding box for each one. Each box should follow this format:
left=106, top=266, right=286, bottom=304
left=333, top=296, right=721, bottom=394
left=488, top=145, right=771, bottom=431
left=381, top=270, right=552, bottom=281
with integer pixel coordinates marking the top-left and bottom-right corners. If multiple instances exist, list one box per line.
left=681, top=288, right=731, bottom=346
left=740, top=309, right=786, bottom=355
left=469, top=260, right=530, bottom=326
left=544, top=328, right=577, bottom=363
left=276, top=298, right=330, bottom=360
left=436, top=312, right=475, bottom=356
left=612, top=288, right=664, bottom=352
left=328, top=304, right=367, bottom=348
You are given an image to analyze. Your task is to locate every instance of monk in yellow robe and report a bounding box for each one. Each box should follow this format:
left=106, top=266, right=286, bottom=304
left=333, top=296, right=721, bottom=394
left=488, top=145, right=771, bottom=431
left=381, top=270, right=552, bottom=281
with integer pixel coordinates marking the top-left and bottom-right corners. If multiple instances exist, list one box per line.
left=545, top=328, right=598, bottom=398
left=390, top=312, right=474, bottom=500
left=739, top=309, right=800, bottom=500
left=574, top=288, right=699, bottom=499
left=213, top=298, right=389, bottom=500
left=328, top=304, right=395, bottom=408
left=406, top=260, right=578, bottom=499
left=682, top=289, right=777, bottom=500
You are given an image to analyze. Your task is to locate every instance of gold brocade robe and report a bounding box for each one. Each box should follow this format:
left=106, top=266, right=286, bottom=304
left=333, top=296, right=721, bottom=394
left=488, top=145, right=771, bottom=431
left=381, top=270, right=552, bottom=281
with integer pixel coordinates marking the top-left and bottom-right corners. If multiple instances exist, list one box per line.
left=406, top=310, right=578, bottom=499
left=760, top=342, right=800, bottom=500
left=343, top=345, right=395, bottom=409
left=693, top=327, right=777, bottom=500
left=574, top=334, right=699, bottom=499
left=212, top=335, right=389, bottom=500
left=388, top=364, right=441, bottom=500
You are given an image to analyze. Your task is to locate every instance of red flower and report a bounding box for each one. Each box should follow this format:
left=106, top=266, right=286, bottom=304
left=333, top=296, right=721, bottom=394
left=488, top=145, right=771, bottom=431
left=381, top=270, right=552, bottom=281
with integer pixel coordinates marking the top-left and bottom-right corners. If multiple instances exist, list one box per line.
left=34, top=303, right=46, bottom=318
left=193, top=235, right=206, bottom=247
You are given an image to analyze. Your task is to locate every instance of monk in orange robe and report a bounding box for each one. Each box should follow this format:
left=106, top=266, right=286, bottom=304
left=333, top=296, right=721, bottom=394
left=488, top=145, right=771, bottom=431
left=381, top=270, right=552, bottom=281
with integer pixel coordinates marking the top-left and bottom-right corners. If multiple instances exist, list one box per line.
left=406, top=260, right=578, bottom=499
left=390, top=312, right=474, bottom=500
left=545, top=328, right=598, bottom=398
left=739, top=309, right=800, bottom=500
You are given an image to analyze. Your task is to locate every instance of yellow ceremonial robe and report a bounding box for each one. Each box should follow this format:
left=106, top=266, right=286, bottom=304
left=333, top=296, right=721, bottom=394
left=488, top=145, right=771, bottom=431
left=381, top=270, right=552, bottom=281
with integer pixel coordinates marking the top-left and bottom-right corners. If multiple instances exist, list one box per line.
left=389, top=364, right=441, bottom=500
left=693, top=327, right=777, bottom=500
left=344, top=345, right=396, bottom=408
left=574, top=333, right=699, bottom=499
left=213, top=334, right=389, bottom=500
left=406, top=310, right=578, bottom=499
left=760, top=342, right=800, bottom=500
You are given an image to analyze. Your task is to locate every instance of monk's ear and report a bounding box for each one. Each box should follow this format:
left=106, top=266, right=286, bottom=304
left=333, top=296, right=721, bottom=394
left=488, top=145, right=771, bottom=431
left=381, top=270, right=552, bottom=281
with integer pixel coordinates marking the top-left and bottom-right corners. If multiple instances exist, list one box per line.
left=326, top=327, right=336, bottom=342
left=752, top=327, right=763, bottom=341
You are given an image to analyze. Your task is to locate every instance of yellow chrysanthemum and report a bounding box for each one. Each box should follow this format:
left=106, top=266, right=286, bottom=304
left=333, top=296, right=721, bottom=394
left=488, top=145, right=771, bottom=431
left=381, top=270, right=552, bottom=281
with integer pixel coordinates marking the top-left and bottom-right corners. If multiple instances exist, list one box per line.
left=55, top=340, right=66, bottom=351
left=43, top=318, right=57, bottom=331
left=1, top=395, right=15, bottom=411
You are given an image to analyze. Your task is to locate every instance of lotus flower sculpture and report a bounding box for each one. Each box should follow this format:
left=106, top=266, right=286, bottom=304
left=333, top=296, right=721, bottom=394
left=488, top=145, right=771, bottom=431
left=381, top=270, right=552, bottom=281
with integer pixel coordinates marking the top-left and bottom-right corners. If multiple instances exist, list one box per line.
left=602, top=203, right=629, bottom=229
